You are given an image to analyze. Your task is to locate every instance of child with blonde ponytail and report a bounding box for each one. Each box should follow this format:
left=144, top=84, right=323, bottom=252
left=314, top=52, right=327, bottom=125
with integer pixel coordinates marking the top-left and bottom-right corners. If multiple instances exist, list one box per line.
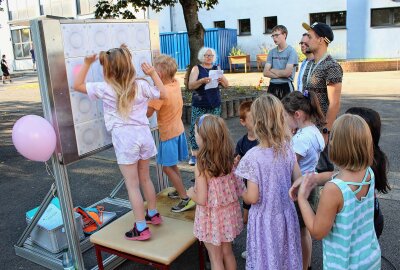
left=74, top=45, right=166, bottom=241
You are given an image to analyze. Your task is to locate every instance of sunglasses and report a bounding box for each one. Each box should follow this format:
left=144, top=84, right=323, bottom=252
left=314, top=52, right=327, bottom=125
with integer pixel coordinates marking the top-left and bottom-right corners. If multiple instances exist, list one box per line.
left=106, top=48, right=123, bottom=55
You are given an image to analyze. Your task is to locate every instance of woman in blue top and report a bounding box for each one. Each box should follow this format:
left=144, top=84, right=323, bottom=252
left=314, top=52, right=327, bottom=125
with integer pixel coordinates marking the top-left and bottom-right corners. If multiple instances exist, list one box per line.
left=187, top=47, right=229, bottom=165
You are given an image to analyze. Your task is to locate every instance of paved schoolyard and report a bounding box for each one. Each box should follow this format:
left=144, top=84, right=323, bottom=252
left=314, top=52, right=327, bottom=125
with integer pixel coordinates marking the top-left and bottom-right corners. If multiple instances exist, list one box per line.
left=0, top=70, right=399, bottom=269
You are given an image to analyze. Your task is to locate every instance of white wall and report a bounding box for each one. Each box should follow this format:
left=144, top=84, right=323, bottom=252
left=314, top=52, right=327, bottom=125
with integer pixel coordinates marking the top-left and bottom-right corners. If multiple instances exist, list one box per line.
left=367, top=0, right=400, bottom=59
left=166, top=0, right=347, bottom=60
left=0, top=5, right=16, bottom=71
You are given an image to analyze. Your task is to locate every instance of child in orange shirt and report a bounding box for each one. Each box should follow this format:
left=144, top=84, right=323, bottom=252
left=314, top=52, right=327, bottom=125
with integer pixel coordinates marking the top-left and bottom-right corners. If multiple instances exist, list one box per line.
left=147, top=55, right=195, bottom=213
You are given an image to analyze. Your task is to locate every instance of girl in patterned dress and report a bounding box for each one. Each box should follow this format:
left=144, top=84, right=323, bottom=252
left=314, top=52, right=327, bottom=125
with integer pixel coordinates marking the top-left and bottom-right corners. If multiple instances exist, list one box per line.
left=187, top=114, right=243, bottom=270
left=293, top=114, right=381, bottom=269
left=235, top=94, right=302, bottom=270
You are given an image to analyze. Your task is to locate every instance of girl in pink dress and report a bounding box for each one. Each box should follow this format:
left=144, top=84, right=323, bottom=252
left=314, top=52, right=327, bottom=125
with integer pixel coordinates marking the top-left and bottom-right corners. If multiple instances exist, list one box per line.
left=187, top=114, right=243, bottom=270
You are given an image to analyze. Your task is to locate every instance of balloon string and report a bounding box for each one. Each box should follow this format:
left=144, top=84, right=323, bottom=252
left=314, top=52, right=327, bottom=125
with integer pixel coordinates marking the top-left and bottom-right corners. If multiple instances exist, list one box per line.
left=45, top=161, right=56, bottom=182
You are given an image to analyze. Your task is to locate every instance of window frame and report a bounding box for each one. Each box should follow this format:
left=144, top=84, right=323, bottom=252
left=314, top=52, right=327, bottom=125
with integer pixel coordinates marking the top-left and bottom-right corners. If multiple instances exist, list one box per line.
left=11, top=28, right=33, bottom=60
left=309, top=11, right=347, bottom=29
left=370, top=7, right=400, bottom=28
left=214, top=20, right=226, bottom=28
left=77, top=0, right=98, bottom=15
left=238, top=18, right=251, bottom=36
left=264, top=16, right=278, bottom=34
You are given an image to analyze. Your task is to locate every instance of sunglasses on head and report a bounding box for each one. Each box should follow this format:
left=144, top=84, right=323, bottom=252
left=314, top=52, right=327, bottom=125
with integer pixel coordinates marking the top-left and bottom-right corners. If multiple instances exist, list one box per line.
left=106, top=48, right=123, bottom=55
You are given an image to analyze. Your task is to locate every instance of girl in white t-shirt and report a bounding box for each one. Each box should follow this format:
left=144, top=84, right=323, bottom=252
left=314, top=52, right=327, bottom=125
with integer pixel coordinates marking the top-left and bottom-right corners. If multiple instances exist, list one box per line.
left=74, top=45, right=166, bottom=241
left=282, top=90, right=325, bottom=270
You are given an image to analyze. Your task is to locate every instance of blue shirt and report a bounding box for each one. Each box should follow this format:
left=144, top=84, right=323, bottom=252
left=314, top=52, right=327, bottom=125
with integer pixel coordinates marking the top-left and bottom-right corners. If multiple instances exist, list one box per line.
left=297, top=59, right=310, bottom=92
left=266, top=45, right=298, bottom=83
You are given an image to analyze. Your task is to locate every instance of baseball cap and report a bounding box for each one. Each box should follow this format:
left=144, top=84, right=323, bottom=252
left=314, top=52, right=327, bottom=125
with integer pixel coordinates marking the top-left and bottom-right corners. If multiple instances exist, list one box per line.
left=302, top=22, right=334, bottom=44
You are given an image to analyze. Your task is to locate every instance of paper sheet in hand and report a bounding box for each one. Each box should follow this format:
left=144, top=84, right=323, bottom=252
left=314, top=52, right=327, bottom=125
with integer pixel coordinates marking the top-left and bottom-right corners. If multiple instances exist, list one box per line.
left=205, top=70, right=224, bottom=90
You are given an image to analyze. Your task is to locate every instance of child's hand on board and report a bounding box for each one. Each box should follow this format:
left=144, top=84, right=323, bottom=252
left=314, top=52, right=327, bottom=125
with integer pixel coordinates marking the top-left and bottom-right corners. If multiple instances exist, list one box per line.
left=84, top=54, right=97, bottom=65
left=141, top=62, right=156, bottom=76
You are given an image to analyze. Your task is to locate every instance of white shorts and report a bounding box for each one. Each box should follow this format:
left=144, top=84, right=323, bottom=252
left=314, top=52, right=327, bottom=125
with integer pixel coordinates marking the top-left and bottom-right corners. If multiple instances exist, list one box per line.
left=111, top=125, right=157, bottom=165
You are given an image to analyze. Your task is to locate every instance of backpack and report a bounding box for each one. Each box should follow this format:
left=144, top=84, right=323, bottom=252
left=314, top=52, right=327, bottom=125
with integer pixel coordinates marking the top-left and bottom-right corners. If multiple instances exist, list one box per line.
left=74, top=206, right=104, bottom=234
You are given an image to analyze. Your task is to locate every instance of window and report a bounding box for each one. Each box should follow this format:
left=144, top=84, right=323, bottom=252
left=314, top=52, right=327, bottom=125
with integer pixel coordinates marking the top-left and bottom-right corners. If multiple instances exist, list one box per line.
left=77, top=0, right=99, bottom=15
left=11, top=29, right=32, bottom=59
left=371, top=7, right=400, bottom=27
left=264, top=16, right=277, bottom=33
left=214, top=21, right=225, bottom=28
left=310, top=11, right=346, bottom=28
left=238, top=19, right=251, bottom=35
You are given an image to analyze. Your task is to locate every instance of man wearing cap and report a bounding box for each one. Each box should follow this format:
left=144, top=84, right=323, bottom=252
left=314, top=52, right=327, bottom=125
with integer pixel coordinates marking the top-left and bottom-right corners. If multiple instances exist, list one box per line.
left=302, top=22, right=343, bottom=172
left=297, top=33, right=314, bottom=92
left=264, top=25, right=298, bottom=100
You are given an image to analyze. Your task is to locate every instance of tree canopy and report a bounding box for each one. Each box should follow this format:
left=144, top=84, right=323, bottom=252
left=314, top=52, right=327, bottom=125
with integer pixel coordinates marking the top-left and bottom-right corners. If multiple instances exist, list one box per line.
left=94, top=0, right=220, bottom=87
left=94, top=0, right=218, bottom=19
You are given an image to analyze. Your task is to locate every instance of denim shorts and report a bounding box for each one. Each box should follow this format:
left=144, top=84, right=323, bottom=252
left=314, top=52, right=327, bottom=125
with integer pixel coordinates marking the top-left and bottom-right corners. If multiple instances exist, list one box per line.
left=156, top=132, right=189, bottom=166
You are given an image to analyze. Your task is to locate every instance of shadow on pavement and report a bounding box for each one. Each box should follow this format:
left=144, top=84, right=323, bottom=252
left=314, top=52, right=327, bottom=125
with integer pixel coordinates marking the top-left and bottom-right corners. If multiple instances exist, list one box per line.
left=1, top=94, right=399, bottom=269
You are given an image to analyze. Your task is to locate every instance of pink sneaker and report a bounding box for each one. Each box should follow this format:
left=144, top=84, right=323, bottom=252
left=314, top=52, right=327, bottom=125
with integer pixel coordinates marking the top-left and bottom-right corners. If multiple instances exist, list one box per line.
left=125, top=224, right=151, bottom=241
left=145, top=211, right=163, bottom=225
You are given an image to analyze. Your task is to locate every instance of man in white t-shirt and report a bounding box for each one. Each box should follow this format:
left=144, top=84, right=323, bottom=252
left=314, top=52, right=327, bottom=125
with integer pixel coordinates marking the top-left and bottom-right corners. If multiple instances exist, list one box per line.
left=297, top=33, right=313, bottom=92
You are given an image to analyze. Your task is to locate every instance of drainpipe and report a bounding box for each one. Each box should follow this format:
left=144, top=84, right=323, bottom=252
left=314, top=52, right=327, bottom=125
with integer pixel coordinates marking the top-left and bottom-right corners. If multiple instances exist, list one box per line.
left=170, top=6, right=174, bottom=32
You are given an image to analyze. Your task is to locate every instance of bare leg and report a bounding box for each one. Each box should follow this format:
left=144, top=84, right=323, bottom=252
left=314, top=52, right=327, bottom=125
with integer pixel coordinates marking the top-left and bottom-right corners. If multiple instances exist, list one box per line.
left=204, top=242, right=224, bottom=270
left=119, top=163, right=145, bottom=221
left=301, top=227, right=312, bottom=270
left=222, top=242, right=236, bottom=270
left=163, top=165, right=187, bottom=198
left=243, top=209, right=249, bottom=225
left=137, top=159, right=157, bottom=211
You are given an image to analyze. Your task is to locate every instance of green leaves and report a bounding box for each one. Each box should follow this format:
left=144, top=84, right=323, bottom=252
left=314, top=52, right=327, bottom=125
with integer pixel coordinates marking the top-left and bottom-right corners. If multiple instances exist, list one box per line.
left=94, top=0, right=218, bottom=19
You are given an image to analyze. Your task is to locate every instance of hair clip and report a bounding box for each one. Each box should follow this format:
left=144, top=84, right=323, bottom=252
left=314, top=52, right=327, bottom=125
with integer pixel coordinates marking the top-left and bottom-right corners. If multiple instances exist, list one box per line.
left=303, top=90, right=309, bottom=99
left=106, top=48, right=123, bottom=55
left=198, top=114, right=208, bottom=128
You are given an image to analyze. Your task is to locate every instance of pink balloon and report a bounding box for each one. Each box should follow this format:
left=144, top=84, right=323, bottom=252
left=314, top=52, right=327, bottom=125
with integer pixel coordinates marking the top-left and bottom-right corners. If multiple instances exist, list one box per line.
left=12, top=115, right=57, bottom=162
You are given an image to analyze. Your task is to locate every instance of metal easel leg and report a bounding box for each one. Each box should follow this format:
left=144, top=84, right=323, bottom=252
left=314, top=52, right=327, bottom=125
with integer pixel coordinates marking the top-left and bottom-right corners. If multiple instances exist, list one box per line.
left=16, top=183, right=57, bottom=247
left=109, top=178, right=125, bottom=199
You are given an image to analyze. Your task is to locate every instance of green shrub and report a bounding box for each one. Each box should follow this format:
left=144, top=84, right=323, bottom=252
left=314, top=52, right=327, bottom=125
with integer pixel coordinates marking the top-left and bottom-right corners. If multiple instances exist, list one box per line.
left=229, top=46, right=247, bottom=56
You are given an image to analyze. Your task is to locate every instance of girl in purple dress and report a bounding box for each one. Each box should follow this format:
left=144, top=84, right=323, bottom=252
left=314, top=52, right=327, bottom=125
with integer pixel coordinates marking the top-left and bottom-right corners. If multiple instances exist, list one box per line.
left=236, top=94, right=302, bottom=270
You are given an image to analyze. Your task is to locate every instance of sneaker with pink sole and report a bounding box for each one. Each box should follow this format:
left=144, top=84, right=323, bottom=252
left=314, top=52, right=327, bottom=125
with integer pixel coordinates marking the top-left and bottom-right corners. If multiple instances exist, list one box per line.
left=145, top=211, right=163, bottom=225
left=125, top=224, right=151, bottom=241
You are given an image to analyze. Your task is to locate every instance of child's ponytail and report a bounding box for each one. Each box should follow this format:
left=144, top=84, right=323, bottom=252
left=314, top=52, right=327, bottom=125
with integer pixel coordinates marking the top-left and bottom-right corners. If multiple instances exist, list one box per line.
left=282, top=91, right=326, bottom=127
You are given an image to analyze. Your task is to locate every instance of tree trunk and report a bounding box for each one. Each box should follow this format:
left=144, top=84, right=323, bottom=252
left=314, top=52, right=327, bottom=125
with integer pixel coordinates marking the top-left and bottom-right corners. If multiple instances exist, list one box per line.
left=179, top=0, right=204, bottom=89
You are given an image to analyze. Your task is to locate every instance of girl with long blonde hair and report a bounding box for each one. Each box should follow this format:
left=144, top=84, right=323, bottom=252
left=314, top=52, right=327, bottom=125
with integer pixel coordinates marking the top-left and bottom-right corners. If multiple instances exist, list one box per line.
left=235, top=94, right=302, bottom=269
left=187, top=114, right=243, bottom=270
left=74, top=45, right=166, bottom=241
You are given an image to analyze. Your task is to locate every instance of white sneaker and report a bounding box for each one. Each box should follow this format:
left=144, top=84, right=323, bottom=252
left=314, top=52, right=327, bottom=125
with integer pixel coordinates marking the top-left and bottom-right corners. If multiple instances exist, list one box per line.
left=241, top=250, right=247, bottom=259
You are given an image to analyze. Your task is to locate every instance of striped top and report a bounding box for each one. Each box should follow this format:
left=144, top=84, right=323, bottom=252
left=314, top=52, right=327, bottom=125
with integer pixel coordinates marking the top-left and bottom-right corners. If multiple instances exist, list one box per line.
left=323, top=167, right=381, bottom=270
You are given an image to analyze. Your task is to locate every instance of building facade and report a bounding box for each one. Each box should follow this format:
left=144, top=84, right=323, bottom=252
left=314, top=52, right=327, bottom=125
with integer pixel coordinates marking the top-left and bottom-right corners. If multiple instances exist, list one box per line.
left=1, top=0, right=399, bottom=71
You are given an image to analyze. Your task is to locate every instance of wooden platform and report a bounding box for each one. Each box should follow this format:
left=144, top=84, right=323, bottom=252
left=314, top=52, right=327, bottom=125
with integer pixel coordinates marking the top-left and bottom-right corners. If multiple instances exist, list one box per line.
left=90, top=188, right=203, bottom=270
